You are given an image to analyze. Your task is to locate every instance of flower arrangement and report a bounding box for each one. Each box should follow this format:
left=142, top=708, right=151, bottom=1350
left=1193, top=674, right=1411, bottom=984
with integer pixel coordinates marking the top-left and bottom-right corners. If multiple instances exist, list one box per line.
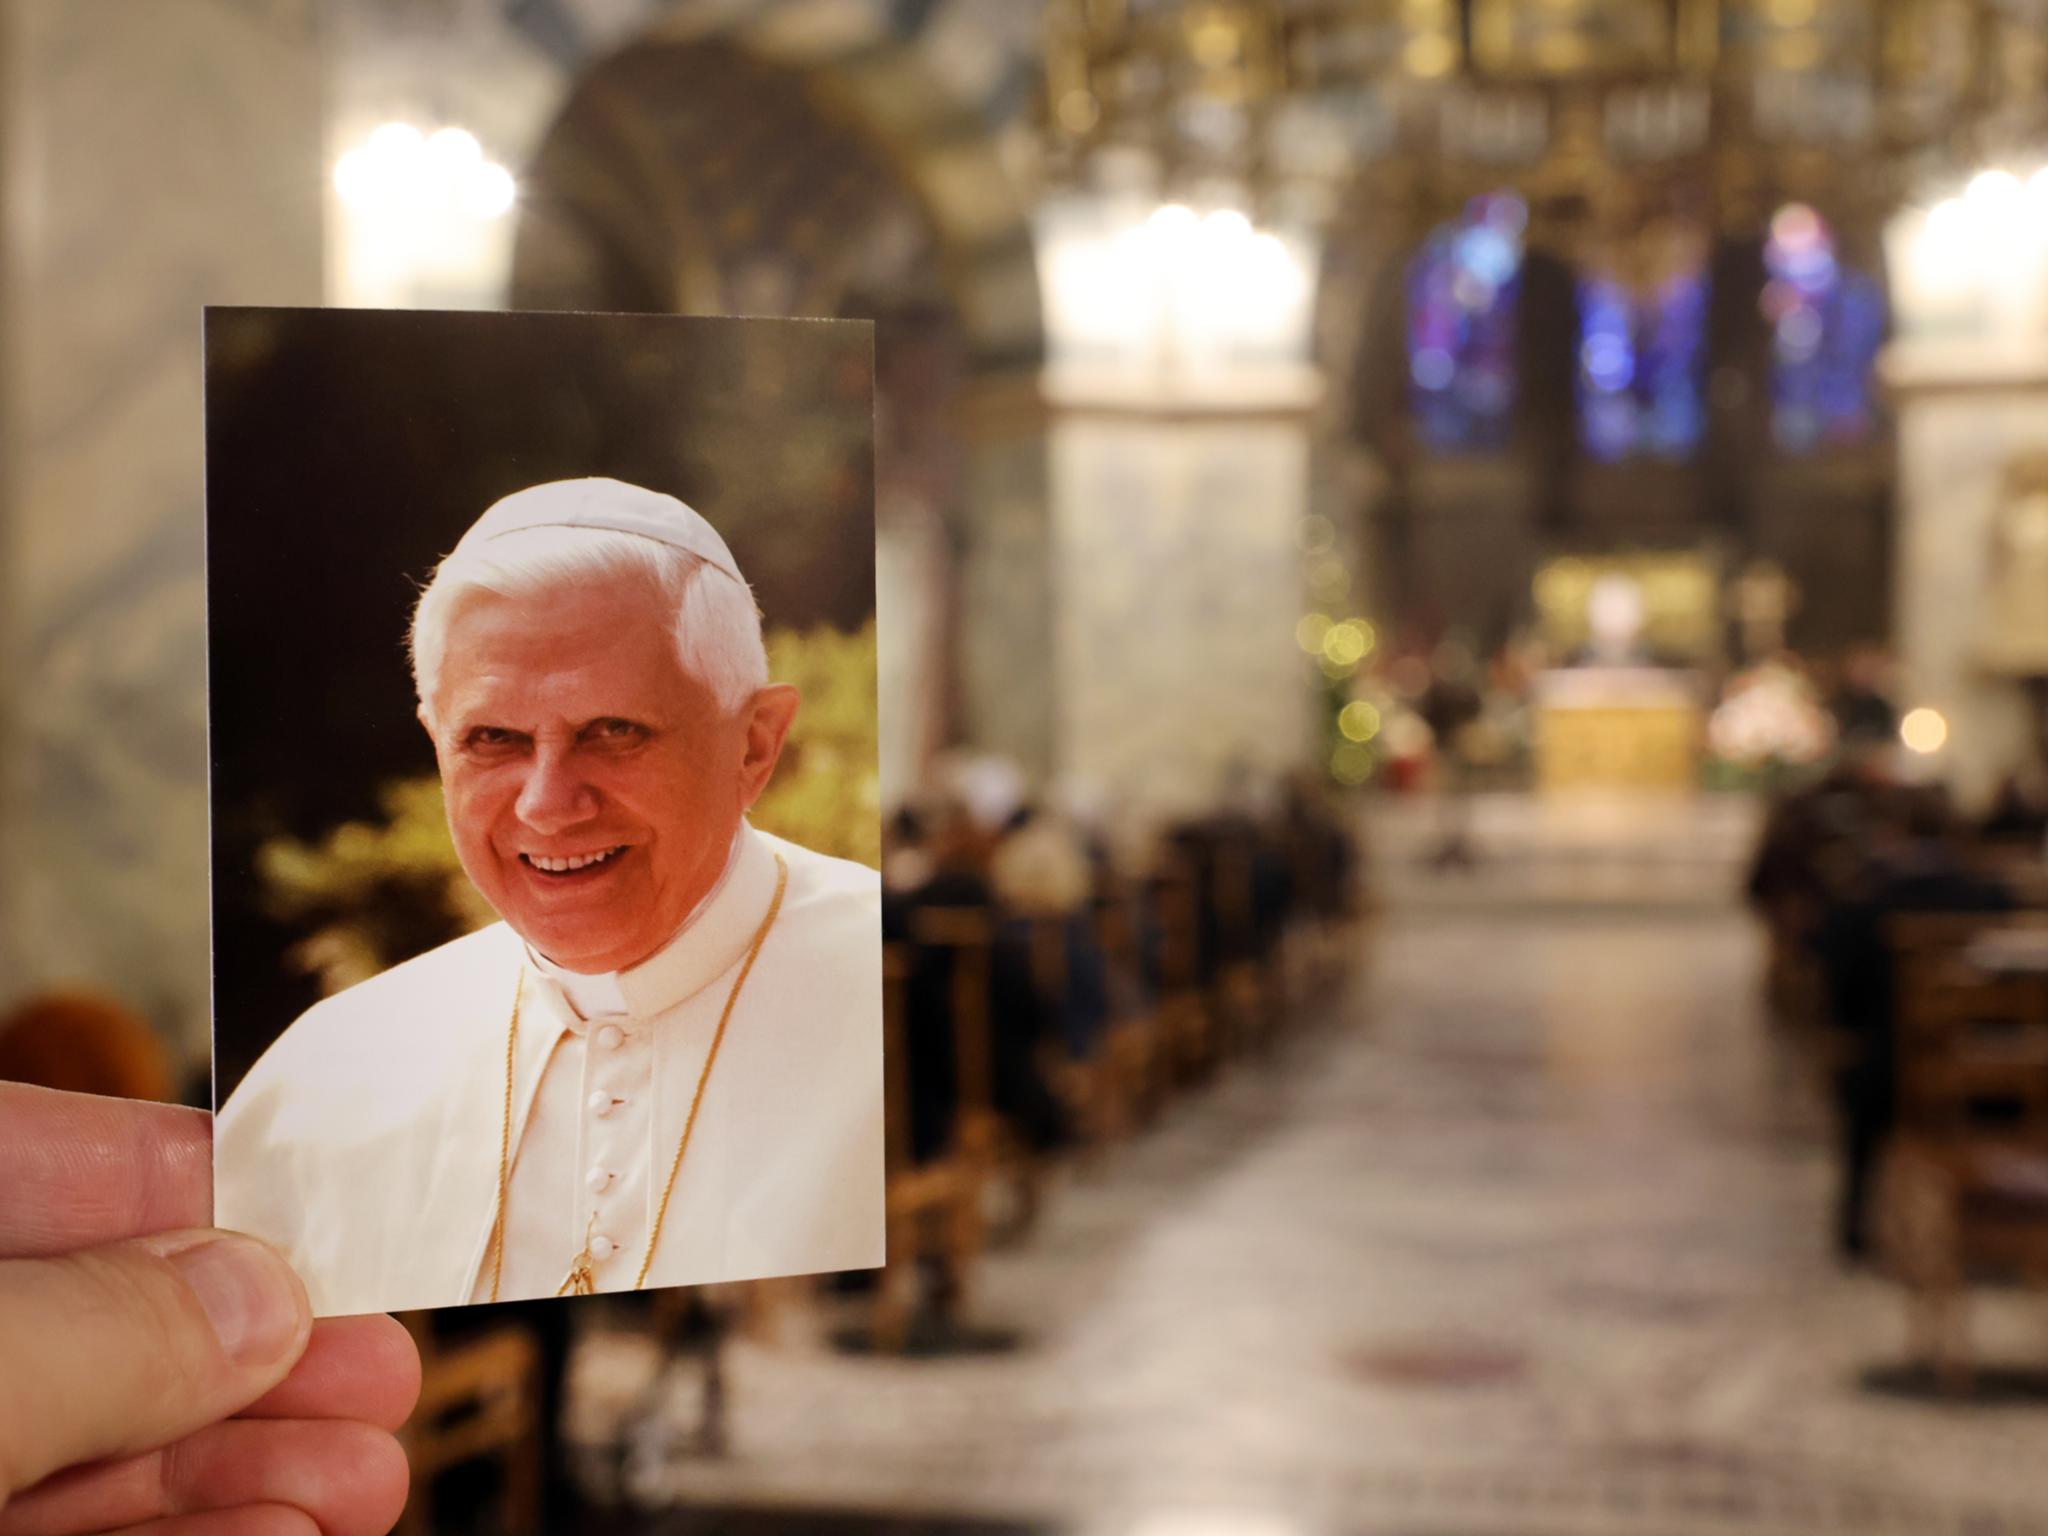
left=1704, top=658, right=1835, bottom=787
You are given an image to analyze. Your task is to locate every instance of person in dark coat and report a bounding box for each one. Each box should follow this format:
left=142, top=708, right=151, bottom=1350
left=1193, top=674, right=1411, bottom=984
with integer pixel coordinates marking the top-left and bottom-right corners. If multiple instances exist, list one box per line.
left=888, top=803, right=1066, bottom=1164
left=1818, top=785, right=2012, bottom=1259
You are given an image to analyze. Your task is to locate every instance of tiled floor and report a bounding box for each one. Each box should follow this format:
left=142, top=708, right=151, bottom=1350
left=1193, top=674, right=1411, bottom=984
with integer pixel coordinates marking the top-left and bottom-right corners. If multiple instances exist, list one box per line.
left=1363, top=792, right=1762, bottom=911
left=569, top=848, right=2048, bottom=1536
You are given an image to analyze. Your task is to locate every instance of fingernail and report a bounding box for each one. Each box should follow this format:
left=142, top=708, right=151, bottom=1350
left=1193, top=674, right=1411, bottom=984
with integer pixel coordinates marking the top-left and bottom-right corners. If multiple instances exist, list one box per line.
left=165, top=1235, right=305, bottom=1366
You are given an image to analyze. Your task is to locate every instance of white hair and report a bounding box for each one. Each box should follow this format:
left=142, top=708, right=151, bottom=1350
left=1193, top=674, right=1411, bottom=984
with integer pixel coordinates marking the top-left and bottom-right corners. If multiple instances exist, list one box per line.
left=409, top=526, right=769, bottom=719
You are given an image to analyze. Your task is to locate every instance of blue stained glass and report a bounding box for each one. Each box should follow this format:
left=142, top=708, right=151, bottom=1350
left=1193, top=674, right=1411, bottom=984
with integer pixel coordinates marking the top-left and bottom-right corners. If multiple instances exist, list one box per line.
left=1575, top=266, right=1708, bottom=462
left=1408, top=193, right=1525, bottom=451
left=1764, top=204, right=1884, bottom=452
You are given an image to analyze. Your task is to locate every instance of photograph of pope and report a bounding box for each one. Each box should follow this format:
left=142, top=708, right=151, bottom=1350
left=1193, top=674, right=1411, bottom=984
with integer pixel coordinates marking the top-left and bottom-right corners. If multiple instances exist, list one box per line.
left=216, top=476, right=884, bottom=1317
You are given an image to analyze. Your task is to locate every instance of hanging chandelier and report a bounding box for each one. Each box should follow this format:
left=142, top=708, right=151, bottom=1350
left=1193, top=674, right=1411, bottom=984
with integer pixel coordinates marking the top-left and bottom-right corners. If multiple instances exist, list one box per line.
left=1040, top=0, right=2048, bottom=232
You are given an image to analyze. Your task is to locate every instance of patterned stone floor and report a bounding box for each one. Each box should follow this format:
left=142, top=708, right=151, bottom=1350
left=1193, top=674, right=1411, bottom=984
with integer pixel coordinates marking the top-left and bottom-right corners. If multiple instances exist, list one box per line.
left=1363, top=792, right=1762, bottom=912
left=569, top=891, right=2048, bottom=1536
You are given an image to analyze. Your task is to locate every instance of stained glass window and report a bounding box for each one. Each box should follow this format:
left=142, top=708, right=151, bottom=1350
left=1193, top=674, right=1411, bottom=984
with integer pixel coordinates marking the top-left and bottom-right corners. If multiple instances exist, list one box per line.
left=1408, top=192, right=1525, bottom=452
left=1762, top=203, right=1885, bottom=452
left=1578, top=265, right=1708, bottom=462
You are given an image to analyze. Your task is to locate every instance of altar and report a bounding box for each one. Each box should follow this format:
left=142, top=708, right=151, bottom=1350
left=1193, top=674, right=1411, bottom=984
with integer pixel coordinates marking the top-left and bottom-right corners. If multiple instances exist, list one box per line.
left=1532, top=666, right=1705, bottom=793
left=1529, top=551, right=1717, bottom=795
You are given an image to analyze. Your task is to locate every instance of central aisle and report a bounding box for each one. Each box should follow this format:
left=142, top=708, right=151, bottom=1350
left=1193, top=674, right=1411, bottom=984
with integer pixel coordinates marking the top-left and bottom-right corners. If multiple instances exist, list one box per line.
left=600, top=908, right=2048, bottom=1536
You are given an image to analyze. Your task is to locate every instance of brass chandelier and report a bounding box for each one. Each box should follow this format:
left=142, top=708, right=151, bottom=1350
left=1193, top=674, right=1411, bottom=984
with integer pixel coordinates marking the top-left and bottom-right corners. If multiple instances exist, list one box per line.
left=1041, top=0, right=2048, bottom=233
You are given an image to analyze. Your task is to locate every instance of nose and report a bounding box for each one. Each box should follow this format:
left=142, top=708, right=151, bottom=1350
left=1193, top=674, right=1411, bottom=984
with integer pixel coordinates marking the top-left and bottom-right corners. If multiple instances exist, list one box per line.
left=514, top=745, right=599, bottom=835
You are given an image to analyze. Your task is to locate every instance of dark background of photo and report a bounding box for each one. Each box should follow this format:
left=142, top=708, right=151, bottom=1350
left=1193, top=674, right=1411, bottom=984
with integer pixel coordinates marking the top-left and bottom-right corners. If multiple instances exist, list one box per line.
left=205, top=307, right=875, bottom=1102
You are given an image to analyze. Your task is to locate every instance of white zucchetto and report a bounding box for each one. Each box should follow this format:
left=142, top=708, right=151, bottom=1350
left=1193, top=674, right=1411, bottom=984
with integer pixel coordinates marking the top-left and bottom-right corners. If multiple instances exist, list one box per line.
left=453, top=477, right=741, bottom=580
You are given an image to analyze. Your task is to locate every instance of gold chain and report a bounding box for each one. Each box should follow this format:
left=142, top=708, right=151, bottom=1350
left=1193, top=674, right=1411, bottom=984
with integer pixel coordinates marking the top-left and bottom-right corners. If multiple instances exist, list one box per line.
left=486, top=852, right=789, bottom=1302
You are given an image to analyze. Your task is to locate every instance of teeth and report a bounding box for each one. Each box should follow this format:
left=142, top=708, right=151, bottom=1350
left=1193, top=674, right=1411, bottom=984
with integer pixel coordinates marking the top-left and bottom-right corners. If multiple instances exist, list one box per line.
left=528, top=847, right=623, bottom=873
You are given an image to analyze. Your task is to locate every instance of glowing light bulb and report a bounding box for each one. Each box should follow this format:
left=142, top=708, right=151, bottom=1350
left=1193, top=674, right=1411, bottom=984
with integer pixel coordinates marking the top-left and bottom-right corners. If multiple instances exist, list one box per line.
left=2024, top=168, right=2048, bottom=238
left=1321, top=622, right=1368, bottom=668
left=463, top=162, right=517, bottom=218
left=1202, top=207, right=1252, bottom=243
left=1967, top=168, right=2022, bottom=210
left=1338, top=701, right=1382, bottom=742
left=426, top=126, right=482, bottom=168
left=1900, top=707, right=1948, bottom=754
left=1330, top=742, right=1374, bottom=784
left=333, top=148, right=375, bottom=207
left=366, top=121, right=424, bottom=157
left=1150, top=202, right=1197, bottom=235
left=1769, top=202, right=1823, bottom=251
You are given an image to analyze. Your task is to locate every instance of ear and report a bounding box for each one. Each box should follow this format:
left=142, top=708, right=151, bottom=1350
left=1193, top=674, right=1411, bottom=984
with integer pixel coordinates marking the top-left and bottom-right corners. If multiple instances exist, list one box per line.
left=416, top=701, right=440, bottom=755
left=737, top=684, right=800, bottom=809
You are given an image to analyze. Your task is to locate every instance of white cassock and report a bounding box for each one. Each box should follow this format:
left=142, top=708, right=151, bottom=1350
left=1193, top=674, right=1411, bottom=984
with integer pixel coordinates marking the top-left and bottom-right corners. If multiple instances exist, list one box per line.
left=216, top=824, right=883, bottom=1317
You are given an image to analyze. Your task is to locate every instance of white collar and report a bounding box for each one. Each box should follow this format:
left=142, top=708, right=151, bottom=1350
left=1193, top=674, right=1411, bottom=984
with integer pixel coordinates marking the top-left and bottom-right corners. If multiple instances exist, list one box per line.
left=525, top=823, right=747, bottom=1024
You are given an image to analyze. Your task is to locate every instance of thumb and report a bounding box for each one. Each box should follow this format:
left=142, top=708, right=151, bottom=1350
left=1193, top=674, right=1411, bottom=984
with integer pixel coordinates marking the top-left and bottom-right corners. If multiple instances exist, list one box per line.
left=0, top=1229, right=312, bottom=1500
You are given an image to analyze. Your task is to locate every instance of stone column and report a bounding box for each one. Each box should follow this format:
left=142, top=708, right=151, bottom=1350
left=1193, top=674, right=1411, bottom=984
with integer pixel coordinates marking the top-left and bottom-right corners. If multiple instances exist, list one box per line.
left=0, top=0, right=324, bottom=1070
left=1885, top=349, right=2048, bottom=808
left=1051, top=405, right=1314, bottom=818
left=1031, top=191, right=1321, bottom=820
left=954, top=401, right=1058, bottom=784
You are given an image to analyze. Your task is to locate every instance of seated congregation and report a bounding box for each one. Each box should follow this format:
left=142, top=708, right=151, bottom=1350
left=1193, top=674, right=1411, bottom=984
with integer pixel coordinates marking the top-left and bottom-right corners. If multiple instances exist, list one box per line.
left=1749, top=761, right=2048, bottom=1392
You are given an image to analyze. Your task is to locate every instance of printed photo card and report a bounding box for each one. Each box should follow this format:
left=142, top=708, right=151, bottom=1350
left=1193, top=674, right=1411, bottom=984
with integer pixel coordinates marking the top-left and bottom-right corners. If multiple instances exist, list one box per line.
left=205, top=307, right=883, bottom=1316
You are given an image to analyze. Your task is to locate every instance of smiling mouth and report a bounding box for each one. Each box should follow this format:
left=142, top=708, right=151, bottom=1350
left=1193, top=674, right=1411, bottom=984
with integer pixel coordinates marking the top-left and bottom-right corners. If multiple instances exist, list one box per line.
left=520, top=846, right=629, bottom=876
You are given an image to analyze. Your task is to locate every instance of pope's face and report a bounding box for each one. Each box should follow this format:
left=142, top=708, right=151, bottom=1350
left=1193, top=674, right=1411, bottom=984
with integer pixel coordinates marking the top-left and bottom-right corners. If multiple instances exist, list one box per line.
left=423, top=575, right=794, bottom=974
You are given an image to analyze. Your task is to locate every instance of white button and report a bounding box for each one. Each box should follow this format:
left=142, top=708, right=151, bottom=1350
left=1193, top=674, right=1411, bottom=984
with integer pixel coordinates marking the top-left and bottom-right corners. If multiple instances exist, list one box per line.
left=586, top=1167, right=613, bottom=1194
left=589, top=1234, right=618, bottom=1262
left=594, top=1023, right=625, bottom=1052
left=587, top=1090, right=617, bottom=1118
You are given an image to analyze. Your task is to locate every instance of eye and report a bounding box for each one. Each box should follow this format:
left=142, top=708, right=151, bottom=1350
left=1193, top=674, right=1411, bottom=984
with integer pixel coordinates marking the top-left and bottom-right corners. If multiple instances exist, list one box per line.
left=585, top=718, right=648, bottom=745
left=462, top=725, right=524, bottom=754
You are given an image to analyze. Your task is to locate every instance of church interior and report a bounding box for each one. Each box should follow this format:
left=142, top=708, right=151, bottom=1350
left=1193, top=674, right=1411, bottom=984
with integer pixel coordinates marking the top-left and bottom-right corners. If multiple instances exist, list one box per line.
left=8, top=0, right=2048, bottom=1532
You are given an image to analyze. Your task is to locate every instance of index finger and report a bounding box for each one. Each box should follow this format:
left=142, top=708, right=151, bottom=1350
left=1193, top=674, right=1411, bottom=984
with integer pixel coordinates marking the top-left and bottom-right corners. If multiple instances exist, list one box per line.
left=0, top=1083, right=212, bottom=1258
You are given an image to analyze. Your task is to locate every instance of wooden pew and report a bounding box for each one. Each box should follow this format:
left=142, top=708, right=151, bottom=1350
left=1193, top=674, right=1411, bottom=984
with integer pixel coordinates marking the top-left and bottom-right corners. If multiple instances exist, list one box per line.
left=1021, top=909, right=1130, bottom=1159
left=1210, top=836, right=1271, bottom=1056
left=1148, top=857, right=1216, bottom=1082
left=874, top=940, right=986, bottom=1348
left=907, top=905, right=1046, bottom=1237
left=1095, top=888, right=1170, bottom=1130
left=1881, top=914, right=2048, bottom=1392
left=394, top=1311, right=542, bottom=1536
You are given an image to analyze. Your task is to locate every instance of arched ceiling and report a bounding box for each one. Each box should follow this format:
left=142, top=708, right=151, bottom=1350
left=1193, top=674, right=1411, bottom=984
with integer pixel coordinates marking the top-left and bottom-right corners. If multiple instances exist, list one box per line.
left=510, top=37, right=954, bottom=318
left=500, top=0, right=1046, bottom=371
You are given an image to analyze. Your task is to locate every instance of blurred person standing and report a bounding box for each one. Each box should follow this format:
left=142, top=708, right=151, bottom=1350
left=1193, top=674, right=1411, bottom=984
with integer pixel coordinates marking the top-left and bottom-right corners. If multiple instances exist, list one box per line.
left=887, top=791, right=1067, bottom=1166
left=1420, top=636, right=1485, bottom=870
left=991, top=807, right=1110, bottom=1062
left=1832, top=644, right=1899, bottom=752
